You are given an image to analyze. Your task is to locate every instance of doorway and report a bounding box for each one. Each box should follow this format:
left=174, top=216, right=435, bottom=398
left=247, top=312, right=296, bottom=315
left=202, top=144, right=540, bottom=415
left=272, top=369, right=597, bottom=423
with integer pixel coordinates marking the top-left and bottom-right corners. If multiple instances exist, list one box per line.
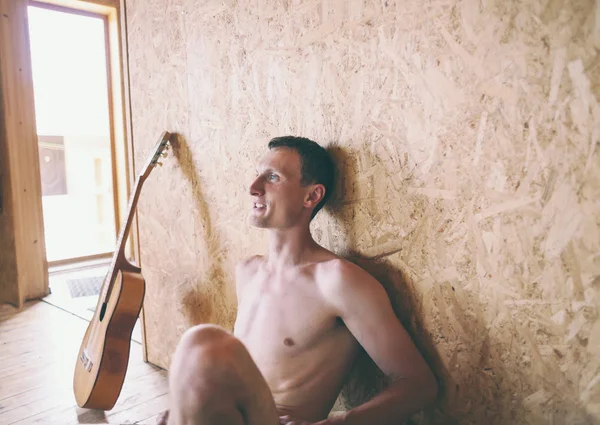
left=26, top=2, right=120, bottom=330
left=28, top=3, right=117, bottom=264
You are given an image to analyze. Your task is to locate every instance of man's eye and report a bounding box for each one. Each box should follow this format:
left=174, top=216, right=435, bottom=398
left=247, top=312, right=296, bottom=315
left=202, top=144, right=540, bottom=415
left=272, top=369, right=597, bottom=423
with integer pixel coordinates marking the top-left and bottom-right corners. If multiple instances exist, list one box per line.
left=267, top=174, right=278, bottom=181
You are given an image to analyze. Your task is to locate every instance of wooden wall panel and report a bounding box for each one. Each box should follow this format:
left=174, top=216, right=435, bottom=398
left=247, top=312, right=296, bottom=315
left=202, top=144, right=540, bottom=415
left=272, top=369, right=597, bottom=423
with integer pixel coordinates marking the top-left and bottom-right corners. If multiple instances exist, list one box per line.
left=126, top=0, right=600, bottom=423
left=0, top=85, right=19, bottom=305
left=0, top=0, right=49, bottom=306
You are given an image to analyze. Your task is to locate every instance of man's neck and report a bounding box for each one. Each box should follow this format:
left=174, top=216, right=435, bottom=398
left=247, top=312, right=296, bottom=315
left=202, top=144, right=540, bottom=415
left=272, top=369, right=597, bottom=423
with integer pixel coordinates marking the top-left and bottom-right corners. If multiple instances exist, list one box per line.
left=266, top=224, right=317, bottom=270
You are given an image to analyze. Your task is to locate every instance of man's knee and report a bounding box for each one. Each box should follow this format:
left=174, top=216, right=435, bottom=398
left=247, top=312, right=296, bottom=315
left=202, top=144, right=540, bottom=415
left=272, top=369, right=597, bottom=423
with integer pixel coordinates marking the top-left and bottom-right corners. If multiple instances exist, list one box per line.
left=174, top=324, right=244, bottom=366
left=169, top=325, right=247, bottom=415
left=180, top=324, right=232, bottom=347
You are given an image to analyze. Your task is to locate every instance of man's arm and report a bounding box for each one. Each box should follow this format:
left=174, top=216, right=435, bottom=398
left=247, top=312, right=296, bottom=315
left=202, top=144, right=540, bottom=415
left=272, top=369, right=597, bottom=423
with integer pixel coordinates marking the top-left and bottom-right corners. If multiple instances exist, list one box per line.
left=321, top=260, right=438, bottom=425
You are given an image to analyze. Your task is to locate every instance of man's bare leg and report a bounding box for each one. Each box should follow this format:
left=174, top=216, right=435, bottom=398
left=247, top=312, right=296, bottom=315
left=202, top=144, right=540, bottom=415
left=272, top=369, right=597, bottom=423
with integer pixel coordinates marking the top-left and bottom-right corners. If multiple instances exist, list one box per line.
left=164, top=324, right=280, bottom=425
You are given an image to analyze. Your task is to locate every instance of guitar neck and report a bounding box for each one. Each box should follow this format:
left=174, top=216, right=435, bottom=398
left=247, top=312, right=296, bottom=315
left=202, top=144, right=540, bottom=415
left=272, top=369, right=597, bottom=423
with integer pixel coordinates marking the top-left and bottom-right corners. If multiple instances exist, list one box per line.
left=97, top=131, right=170, bottom=305
left=101, top=175, right=146, bottom=302
left=117, top=177, right=145, bottom=263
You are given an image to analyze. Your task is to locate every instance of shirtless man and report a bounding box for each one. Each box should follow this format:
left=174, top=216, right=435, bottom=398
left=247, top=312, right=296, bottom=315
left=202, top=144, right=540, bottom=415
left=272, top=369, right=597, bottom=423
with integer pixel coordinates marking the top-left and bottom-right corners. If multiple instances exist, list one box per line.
left=161, top=136, right=437, bottom=425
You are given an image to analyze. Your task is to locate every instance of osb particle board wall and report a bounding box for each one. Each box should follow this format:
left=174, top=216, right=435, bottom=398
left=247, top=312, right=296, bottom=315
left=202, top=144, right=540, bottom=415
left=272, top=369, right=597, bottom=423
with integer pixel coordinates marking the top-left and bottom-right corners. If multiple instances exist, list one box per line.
left=126, top=0, right=600, bottom=423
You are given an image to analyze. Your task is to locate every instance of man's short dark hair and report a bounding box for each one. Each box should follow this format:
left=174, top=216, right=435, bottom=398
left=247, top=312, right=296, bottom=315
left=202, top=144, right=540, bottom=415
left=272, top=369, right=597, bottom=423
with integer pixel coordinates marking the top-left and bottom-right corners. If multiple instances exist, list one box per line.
left=268, top=136, right=334, bottom=219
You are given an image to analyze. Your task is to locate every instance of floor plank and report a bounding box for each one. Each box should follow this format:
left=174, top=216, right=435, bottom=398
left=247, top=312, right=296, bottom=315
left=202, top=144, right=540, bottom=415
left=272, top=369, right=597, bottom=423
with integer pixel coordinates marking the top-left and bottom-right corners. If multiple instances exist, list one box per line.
left=0, top=301, right=168, bottom=425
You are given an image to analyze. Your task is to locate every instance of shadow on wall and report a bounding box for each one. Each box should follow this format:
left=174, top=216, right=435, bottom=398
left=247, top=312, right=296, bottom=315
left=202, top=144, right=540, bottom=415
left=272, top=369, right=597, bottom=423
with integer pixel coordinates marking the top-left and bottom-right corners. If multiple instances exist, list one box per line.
left=169, top=133, right=234, bottom=328
left=324, top=145, right=596, bottom=425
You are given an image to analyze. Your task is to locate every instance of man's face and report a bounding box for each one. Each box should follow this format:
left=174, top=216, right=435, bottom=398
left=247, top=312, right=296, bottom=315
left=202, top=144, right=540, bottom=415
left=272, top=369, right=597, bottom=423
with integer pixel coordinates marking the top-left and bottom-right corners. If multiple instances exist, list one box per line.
left=249, top=148, right=309, bottom=229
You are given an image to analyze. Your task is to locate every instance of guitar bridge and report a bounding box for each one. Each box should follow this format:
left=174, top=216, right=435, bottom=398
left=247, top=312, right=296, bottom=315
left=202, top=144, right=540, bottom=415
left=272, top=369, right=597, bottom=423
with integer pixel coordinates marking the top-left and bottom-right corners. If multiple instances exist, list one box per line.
left=80, top=349, right=94, bottom=372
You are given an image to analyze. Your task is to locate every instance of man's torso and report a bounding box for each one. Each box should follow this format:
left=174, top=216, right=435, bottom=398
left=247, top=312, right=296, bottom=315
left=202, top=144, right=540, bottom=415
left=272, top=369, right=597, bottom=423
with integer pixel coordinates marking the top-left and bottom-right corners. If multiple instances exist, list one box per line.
left=233, top=255, right=359, bottom=421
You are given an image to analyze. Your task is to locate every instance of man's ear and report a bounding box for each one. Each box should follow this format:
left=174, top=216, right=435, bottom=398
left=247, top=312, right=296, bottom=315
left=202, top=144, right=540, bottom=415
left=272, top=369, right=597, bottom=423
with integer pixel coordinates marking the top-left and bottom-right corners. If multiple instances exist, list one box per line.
left=304, top=184, right=325, bottom=209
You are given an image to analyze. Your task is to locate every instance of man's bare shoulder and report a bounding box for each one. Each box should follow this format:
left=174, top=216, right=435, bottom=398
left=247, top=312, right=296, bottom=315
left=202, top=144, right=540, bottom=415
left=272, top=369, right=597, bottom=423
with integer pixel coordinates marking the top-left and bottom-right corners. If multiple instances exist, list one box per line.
left=315, top=256, right=382, bottom=296
left=314, top=256, right=393, bottom=320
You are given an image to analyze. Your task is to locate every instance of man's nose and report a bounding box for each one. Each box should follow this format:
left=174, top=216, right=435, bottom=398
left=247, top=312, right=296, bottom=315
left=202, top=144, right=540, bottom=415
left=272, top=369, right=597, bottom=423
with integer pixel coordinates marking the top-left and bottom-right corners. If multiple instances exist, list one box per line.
left=249, top=176, right=264, bottom=197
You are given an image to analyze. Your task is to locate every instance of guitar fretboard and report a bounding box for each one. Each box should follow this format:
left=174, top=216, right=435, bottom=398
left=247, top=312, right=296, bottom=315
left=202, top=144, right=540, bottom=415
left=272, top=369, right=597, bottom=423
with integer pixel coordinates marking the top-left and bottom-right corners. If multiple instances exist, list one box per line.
left=97, top=131, right=170, bottom=305
left=99, top=174, right=145, bottom=303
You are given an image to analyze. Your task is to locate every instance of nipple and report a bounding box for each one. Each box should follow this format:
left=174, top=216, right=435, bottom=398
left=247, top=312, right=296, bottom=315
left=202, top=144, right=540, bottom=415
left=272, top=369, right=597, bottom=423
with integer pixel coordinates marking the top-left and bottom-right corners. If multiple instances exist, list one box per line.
left=283, top=338, right=295, bottom=347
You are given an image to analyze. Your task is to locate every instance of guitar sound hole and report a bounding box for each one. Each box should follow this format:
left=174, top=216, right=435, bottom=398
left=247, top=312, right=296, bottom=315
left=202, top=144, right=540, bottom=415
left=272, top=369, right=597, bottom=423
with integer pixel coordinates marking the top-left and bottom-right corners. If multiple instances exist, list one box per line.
left=99, top=302, right=108, bottom=321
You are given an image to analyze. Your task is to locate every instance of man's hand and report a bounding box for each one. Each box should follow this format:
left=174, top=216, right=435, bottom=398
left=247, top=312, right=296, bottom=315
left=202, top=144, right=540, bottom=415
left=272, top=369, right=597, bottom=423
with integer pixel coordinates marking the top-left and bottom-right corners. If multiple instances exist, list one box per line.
left=156, top=410, right=169, bottom=425
left=279, top=415, right=322, bottom=425
left=279, top=416, right=311, bottom=425
left=279, top=415, right=341, bottom=425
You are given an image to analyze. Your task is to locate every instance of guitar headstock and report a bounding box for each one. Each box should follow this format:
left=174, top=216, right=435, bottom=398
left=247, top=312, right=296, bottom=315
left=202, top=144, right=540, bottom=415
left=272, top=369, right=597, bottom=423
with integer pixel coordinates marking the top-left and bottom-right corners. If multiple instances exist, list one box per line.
left=139, top=131, right=171, bottom=180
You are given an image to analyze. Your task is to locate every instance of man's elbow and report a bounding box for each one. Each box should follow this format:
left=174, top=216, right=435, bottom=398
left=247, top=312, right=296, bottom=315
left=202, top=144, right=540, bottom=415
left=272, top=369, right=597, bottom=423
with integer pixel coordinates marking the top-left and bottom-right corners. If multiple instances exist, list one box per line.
left=390, top=369, right=439, bottom=409
left=420, top=371, right=438, bottom=406
left=403, top=370, right=438, bottom=408
left=389, top=367, right=438, bottom=409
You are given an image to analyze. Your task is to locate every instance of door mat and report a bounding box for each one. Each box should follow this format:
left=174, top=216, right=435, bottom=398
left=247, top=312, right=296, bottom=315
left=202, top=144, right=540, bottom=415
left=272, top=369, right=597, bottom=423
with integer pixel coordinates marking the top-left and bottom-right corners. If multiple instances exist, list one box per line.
left=66, top=276, right=104, bottom=298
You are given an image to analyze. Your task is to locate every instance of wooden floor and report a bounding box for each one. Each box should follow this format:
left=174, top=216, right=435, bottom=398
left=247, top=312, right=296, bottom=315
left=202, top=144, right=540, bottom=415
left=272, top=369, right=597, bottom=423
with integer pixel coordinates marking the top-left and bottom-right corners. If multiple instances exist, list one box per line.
left=0, top=301, right=169, bottom=425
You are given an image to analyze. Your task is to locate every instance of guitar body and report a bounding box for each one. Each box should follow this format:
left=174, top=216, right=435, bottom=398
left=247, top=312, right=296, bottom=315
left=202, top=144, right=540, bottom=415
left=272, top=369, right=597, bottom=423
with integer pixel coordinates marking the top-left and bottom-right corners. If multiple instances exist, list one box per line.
left=73, top=269, right=145, bottom=409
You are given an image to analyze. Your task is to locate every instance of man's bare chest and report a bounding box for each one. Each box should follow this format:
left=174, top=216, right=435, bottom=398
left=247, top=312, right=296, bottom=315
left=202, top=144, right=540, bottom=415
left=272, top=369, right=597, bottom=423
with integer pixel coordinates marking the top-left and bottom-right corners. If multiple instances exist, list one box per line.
left=234, top=275, right=340, bottom=354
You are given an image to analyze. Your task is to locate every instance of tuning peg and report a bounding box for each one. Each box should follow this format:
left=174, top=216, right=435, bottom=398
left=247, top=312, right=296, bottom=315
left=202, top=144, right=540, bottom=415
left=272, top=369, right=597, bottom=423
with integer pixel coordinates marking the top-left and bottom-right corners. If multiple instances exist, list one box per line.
left=156, top=161, right=163, bottom=167
left=161, top=151, right=169, bottom=158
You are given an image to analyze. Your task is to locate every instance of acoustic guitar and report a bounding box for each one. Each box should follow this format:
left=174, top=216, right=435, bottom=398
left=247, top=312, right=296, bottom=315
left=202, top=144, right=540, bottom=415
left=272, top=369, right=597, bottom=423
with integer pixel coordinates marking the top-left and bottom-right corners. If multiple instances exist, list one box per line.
left=73, top=131, right=171, bottom=410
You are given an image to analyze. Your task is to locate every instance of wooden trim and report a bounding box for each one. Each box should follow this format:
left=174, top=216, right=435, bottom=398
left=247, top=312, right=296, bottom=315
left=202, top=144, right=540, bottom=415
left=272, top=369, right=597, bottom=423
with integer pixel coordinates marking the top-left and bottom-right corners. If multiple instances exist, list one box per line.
left=0, top=0, right=49, bottom=307
left=107, top=0, right=137, bottom=264
left=102, top=13, right=121, bottom=248
left=48, top=252, right=112, bottom=268
left=28, top=0, right=117, bottom=15
left=29, top=0, right=103, bottom=18
left=118, top=0, right=147, bottom=362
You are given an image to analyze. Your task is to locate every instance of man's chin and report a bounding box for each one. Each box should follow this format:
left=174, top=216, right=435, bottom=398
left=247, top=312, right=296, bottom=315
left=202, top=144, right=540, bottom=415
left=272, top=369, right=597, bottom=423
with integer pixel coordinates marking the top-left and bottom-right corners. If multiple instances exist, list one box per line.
left=249, top=216, right=269, bottom=228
